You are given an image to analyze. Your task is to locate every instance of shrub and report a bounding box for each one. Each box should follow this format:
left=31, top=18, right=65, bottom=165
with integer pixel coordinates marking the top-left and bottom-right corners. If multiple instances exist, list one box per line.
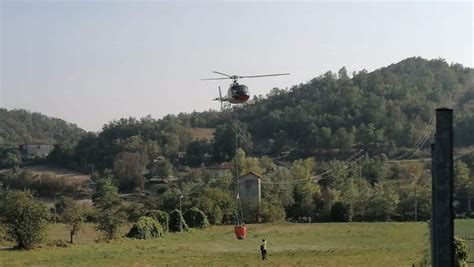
left=330, top=202, right=351, bottom=222
left=259, top=201, right=286, bottom=223
left=120, top=203, right=146, bottom=222
left=455, top=236, right=469, bottom=267
left=183, top=207, right=210, bottom=229
left=126, top=216, right=163, bottom=239
left=144, top=210, right=170, bottom=232
left=1, top=171, right=80, bottom=198
left=169, top=209, right=189, bottom=232
left=0, top=190, right=50, bottom=249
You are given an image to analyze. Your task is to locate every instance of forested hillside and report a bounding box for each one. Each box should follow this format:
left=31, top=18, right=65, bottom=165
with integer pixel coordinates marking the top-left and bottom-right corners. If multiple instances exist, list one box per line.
left=4, top=57, right=473, bottom=172
left=0, top=109, right=85, bottom=146
left=2, top=57, right=474, bottom=223
left=180, top=57, right=473, bottom=158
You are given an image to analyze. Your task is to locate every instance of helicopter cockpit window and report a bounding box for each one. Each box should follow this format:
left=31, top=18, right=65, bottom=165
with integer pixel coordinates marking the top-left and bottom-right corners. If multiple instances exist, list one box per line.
left=240, top=85, right=249, bottom=94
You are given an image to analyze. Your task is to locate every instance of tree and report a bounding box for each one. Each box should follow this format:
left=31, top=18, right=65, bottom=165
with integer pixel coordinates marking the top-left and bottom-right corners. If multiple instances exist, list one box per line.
left=286, top=159, right=319, bottom=221
left=454, top=160, right=473, bottom=196
left=261, top=167, right=294, bottom=209
left=48, top=143, right=74, bottom=165
left=96, top=210, right=125, bottom=240
left=194, top=187, right=236, bottom=225
left=184, top=140, right=212, bottom=167
left=92, top=179, right=121, bottom=211
left=0, top=146, right=21, bottom=169
left=113, top=152, right=145, bottom=191
left=259, top=200, right=286, bottom=223
left=58, top=197, right=84, bottom=244
left=0, top=190, right=50, bottom=249
left=365, top=183, right=400, bottom=221
left=212, top=122, right=253, bottom=162
left=152, top=158, right=173, bottom=178
left=92, top=178, right=124, bottom=239
left=330, top=201, right=351, bottom=222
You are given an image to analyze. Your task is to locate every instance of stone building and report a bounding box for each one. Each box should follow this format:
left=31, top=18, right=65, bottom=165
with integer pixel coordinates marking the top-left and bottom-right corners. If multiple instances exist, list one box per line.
left=238, top=171, right=261, bottom=203
left=19, top=143, right=53, bottom=158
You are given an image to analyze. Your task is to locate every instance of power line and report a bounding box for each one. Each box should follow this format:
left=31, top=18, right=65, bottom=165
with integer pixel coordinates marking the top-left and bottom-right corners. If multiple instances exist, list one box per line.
left=391, top=90, right=456, bottom=161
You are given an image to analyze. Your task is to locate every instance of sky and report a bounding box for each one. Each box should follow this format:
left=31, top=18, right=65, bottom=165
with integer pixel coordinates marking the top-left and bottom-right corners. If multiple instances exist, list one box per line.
left=1, top=1, right=473, bottom=131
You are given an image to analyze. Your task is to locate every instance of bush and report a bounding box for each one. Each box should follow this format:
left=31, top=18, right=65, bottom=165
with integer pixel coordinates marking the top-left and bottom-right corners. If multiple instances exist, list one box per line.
left=455, top=236, right=469, bottom=267
left=126, top=216, right=163, bottom=239
left=1, top=171, right=80, bottom=198
left=120, top=203, right=147, bottom=222
left=183, top=207, right=210, bottom=229
left=144, top=210, right=170, bottom=232
left=330, top=202, right=351, bottom=222
left=259, top=201, right=286, bottom=223
left=0, top=190, right=50, bottom=249
left=169, top=209, right=189, bottom=232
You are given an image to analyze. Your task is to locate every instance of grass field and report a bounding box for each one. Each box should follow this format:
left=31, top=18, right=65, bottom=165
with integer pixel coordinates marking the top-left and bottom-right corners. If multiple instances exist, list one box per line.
left=0, top=222, right=429, bottom=267
left=455, top=219, right=474, bottom=235
left=22, top=165, right=91, bottom=183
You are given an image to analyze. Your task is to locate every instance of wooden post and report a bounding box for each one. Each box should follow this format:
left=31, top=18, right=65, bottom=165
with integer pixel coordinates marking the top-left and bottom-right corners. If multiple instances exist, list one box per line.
left=432, top=108, right=454, bottom=267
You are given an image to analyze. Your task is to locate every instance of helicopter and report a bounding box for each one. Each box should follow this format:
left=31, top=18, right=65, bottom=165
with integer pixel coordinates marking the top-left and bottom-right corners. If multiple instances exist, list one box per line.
left=201, top=71, right=290, bottom=109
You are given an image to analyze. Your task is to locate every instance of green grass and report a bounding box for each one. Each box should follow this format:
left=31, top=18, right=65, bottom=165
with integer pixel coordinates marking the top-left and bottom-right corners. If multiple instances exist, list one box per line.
left=0, top=222, right=429, bottom=267
left=455, top=219, right=474, bottom=235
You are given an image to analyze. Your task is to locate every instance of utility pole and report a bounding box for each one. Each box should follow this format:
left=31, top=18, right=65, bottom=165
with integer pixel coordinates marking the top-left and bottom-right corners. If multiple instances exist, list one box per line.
left=431, top=108, right=454, bottom=267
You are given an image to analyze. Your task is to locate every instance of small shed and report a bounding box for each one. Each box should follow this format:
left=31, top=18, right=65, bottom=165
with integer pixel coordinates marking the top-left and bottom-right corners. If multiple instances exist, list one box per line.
left=238, top=171, right=261, bottom=203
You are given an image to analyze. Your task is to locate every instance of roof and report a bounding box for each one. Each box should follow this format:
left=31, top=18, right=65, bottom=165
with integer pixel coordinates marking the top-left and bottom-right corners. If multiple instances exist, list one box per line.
left=239, top=171, right=262, bottom=179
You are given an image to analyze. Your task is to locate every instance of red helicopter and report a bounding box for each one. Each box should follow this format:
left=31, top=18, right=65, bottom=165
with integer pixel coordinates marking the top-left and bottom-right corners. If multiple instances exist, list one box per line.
left=202, top=71, right=290, bottom=109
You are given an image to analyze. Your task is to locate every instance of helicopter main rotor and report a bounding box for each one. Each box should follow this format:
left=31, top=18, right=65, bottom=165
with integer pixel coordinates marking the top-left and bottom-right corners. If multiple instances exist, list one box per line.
left=201, top=71, right=290, bottom=84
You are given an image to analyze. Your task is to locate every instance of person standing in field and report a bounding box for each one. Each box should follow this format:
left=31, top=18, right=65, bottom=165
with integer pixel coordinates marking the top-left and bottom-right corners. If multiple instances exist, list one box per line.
left=260, top=238, right=267, bottom=260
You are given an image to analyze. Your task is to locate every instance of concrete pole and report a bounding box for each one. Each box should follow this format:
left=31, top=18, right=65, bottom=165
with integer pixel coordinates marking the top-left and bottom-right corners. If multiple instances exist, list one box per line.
left=432, top=108, right=454, bottom=267
left=431, top=143, right=436, bottom=266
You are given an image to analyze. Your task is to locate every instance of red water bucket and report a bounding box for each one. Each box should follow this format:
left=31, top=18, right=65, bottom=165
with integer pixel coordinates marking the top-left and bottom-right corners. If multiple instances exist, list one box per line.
left=234, top=225, right=247, bottom=240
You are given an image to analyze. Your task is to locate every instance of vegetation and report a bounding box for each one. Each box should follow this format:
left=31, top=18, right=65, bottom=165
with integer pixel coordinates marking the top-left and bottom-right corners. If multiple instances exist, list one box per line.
left=169, top=210, right=189, bottom=232
left=0, top=170, right=82, bottom=197
left=0, top=222, right=429, bottom=266
left=0, top=145, right=21, bottom=168
left=183, top=207, right=210, bottom=229
left=0, top=190, right=50, bottom=249
left=56, top=197, right=84, bottom=244
left=0, top=108, right=85, bottom=146
left=144, top=210, right=170, bottom=232
left=126, top=216, right=163, bottom=239
left=92, top=179, right=125, bottom=239
left=41, top=58, right=472, bottom=178
left=454, top=236, right=469, bottom=267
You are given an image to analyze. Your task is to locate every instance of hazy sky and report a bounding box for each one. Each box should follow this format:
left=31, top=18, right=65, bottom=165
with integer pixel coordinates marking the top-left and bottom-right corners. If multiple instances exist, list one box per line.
left=1, top=1, right=472, bottom=131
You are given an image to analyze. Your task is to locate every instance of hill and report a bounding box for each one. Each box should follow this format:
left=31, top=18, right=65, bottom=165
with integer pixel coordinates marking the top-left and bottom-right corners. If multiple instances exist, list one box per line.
left=181, top=57, right=474, bottom=158
left=8, top=57, right=473, bottom=171
left=0, top=109, right=86, bottom=146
